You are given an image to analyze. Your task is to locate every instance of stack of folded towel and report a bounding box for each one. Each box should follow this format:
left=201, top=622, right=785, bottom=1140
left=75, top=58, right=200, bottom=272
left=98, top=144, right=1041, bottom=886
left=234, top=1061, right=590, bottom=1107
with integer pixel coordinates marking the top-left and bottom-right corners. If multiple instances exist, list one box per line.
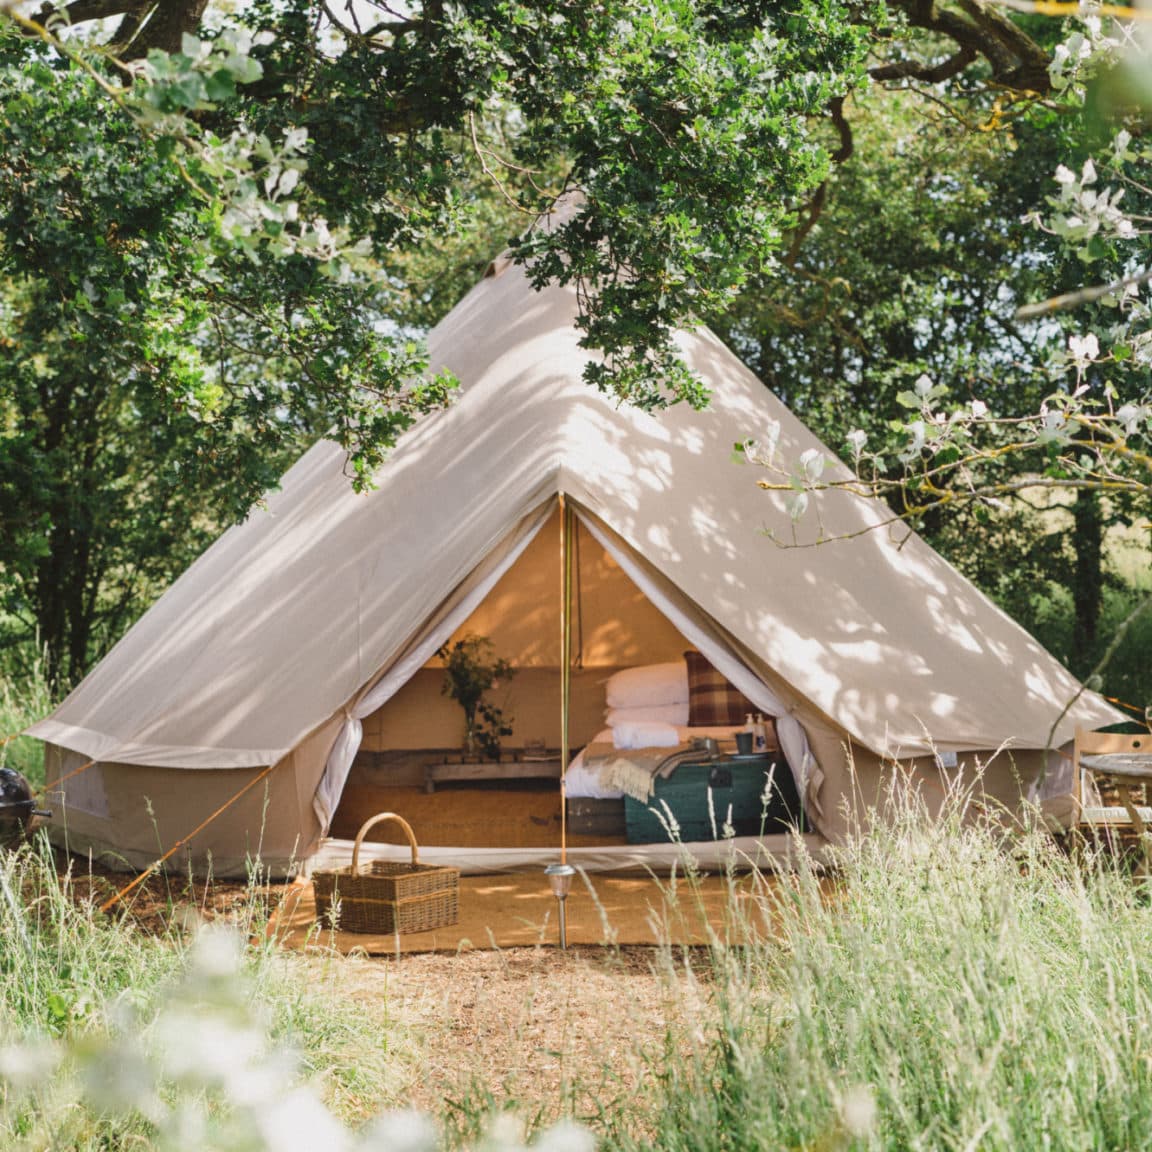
left=603, top=661, right=688, bottom=750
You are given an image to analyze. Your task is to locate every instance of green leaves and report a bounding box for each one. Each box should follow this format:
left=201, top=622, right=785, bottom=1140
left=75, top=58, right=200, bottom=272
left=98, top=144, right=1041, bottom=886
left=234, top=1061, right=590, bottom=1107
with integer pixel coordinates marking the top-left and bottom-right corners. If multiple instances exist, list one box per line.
left=492, top=0, right=870, bottom=406
left=205, top=68, right=239, bottom=103
left=137, top=34, right=264, bottom=114
left=0, top=37, right=459, bottom=682
left=8, top=0, right=880, bottom=414
left=313, top=0, right=872, bottom=405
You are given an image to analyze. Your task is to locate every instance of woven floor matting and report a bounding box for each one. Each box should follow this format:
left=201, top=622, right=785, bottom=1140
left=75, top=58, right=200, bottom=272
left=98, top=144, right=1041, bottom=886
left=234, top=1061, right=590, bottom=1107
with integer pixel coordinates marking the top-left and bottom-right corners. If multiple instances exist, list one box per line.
left=269, top=871, right=801, bottom=953
left=329, top=783, right=622, bottom=849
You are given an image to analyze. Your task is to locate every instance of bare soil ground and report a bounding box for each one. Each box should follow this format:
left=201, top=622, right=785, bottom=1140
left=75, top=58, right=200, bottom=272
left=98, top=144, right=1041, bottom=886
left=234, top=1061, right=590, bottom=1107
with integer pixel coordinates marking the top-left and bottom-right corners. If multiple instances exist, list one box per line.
left=54, top=853, right=715, bottom=1126
left=326, top=944, right=713, bottom=1128
left=57, top=854, right=267, bottom=932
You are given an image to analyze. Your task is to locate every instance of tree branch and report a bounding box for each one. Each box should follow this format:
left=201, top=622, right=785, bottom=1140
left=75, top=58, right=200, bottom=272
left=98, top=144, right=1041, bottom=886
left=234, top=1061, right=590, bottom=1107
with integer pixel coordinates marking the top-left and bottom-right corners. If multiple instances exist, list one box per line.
left=884, top=0, right=1054, bottom=94
left=122, top=0, right=210, bottom=58
left=870, top=45, right=977, bottom=84
left=32, top=0, right=136, bottom=28
left=1016, top=267, right=1152, bottom=319
left=954, top=0, right=1053, bottom=90
left=783, top=97, right=852, bottom=268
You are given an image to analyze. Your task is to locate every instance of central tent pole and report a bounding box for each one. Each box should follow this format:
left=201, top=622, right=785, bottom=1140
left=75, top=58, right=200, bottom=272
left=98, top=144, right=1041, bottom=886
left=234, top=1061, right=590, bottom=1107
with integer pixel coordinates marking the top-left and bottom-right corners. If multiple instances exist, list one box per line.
left=559, top=491, right=572, bottom=865
left=547, top=493, right=577, bottom=946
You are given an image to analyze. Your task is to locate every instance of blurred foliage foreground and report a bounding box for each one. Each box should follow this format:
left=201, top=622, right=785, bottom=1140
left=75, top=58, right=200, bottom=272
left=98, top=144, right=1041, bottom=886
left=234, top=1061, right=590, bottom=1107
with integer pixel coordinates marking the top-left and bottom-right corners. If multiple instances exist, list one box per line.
left=2, top=781, right=1152, bottom=1150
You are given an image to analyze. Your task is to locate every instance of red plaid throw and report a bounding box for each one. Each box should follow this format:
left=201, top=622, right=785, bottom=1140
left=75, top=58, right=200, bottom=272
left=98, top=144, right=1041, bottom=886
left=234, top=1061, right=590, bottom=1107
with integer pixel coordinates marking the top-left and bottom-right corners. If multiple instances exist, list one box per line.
left=684, top=651, right=758, bottom=727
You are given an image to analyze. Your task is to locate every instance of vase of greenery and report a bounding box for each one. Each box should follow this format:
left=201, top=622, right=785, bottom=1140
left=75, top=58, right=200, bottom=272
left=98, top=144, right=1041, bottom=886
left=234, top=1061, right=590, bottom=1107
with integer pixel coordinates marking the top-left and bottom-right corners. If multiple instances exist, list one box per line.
left=437, top=634, right=515, bottom=760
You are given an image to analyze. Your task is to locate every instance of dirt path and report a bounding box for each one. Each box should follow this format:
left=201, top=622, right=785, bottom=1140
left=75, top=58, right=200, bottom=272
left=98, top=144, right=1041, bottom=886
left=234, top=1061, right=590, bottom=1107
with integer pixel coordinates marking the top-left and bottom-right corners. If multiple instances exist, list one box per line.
left=331, top=946, right=713, bottom=1127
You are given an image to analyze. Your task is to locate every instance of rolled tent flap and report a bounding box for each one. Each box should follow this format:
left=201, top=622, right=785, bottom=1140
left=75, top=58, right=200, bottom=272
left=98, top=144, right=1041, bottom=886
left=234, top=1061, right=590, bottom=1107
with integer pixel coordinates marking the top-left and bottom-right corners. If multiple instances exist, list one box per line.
left=577, top=510, right=822, bottom=821
left=311, top=502, right=554, bottom=831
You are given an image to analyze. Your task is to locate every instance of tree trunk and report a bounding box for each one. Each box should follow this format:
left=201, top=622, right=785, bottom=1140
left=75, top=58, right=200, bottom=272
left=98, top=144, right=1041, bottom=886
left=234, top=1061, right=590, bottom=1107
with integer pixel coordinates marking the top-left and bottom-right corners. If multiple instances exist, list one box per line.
left=125, top=0, right=211, bottom=57
left=34, top=469, right=92, bottom=692
left=1070, top=488, right=1104, bottom=674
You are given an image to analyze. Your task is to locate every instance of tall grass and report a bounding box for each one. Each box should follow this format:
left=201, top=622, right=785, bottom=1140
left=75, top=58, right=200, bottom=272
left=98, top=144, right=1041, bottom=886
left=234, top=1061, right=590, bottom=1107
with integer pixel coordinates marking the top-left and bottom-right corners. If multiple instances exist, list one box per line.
left=5, top=779, right=1152, bottom=1151
left=601, top=792, right=1152, bottom=1152
left=0, top=649, right=54, bottom=788
left=0, top=840, right=412, bottom=1148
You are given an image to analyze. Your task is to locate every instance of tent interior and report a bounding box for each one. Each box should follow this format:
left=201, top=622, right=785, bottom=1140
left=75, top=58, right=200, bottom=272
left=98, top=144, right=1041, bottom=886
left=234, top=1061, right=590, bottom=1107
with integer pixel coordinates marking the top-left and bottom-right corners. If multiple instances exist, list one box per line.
left=327, top=502, right=808, bottom=856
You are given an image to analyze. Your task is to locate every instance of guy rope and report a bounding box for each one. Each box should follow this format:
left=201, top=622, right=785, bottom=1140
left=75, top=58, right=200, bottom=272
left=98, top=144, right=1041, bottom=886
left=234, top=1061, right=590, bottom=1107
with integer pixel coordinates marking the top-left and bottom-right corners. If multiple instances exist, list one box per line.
left=98, top=762, right=278, bottom=913
left=2, top=730, right=280, bottom=915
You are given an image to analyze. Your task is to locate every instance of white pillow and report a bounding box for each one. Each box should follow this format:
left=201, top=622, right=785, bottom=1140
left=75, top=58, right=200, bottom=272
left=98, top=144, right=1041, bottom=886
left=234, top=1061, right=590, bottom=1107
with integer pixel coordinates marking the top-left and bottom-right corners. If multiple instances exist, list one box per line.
left=605, top=702, right=690, bottom=727
left=611, top=720, right=682, bottom=750
left=605, top=662, right=689, bottom=709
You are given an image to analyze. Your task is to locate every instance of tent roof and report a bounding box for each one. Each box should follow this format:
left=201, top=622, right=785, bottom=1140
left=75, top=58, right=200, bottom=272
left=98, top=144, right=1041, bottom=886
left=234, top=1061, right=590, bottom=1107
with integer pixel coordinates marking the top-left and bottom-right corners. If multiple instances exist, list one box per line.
left=30, top=252, right=1120, bottom=767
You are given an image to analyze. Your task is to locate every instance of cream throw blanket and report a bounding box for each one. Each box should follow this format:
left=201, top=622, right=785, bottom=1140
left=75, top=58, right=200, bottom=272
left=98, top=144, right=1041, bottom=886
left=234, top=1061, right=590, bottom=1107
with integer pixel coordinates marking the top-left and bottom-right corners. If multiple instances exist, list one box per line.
left=582, top=741, right=702, bottom=803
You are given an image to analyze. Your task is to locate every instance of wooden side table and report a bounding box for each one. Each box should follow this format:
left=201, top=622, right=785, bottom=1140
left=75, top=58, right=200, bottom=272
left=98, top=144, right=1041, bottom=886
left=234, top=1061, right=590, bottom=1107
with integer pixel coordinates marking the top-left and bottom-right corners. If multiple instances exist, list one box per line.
left=424, top=757, right=563, bottom=793
left=1079, top=752, right=1152, bottom=877
left=1075, top=727, right=1152, bottom=878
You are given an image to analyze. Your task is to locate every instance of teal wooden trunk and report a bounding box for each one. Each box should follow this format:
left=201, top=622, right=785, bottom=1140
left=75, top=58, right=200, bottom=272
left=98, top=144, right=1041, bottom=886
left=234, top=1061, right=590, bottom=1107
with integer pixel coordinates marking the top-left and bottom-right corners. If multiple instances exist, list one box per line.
left=623, top=755, right=803, bottom=845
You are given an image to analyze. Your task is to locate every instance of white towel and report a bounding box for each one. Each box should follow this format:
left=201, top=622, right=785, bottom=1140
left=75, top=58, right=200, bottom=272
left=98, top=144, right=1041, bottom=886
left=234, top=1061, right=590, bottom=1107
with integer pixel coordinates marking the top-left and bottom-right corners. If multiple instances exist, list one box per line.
left=611, top=720, right=681, bottom=750
left=605, top=702, right=690, bottom=727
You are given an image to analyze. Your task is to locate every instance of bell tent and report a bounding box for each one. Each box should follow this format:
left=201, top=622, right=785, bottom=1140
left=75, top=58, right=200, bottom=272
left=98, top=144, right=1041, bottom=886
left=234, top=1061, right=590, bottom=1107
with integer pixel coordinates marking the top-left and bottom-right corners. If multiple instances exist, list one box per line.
left=28, top=230, right=1120, bottom=876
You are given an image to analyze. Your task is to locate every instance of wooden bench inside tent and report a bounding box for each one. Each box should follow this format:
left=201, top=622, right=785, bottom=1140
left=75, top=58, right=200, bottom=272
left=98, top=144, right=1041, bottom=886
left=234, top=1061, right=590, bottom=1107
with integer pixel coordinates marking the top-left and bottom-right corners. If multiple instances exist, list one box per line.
left=1074, top=727, right=1152, bottom=875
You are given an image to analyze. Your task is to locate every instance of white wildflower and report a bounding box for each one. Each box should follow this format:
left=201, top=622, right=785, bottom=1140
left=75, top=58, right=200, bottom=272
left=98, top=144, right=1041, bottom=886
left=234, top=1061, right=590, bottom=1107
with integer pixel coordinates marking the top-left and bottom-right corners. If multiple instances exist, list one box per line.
left=254, top=1087, right=350, bottom=1152
left=1117, top=403, right=1144, bottom=435
left=191, top=923, right=245, bottom=978
left=799, top=448, right=825, bottom=480
left=840, top=1085, right=878, bottom=1138
left=899, top=420, right=926, bottom=462
left=743, top=418, right=781, bottom=467
left=1068, top=333, right=1100, bottom=363
left=0, top=1039, right=60, bottom=1096
left=534, top=1120, right=598, bottom=1152
left=359, top=1110, right=439, bottom=1152
left=487, top=1112, right=528, bottom=1151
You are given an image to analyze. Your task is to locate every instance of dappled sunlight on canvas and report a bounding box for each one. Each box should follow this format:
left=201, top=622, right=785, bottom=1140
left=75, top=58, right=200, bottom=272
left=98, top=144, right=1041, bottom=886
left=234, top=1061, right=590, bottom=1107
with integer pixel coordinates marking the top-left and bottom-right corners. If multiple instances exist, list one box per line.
left=29, top=243, right=1122, bottom=875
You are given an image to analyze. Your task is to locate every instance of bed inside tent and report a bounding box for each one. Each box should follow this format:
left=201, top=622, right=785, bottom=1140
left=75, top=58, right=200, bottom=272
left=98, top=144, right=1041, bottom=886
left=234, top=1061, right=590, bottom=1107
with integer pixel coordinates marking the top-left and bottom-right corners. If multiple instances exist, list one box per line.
left=318, top=501, right=819, bottom=873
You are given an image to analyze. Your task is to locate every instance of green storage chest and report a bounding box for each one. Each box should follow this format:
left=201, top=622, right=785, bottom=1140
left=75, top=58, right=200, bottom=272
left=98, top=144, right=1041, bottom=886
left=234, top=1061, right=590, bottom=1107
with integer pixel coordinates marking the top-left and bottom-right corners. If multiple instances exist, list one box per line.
left=624, top=755, right=804, bottom=845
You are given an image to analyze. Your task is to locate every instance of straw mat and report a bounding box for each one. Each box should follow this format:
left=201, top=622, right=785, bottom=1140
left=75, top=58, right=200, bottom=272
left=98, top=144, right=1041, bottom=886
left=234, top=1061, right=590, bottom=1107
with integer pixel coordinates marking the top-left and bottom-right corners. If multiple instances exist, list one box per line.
left=270, top=871, right=779, bottom=953
left=330, top=784, right=620, bottom=849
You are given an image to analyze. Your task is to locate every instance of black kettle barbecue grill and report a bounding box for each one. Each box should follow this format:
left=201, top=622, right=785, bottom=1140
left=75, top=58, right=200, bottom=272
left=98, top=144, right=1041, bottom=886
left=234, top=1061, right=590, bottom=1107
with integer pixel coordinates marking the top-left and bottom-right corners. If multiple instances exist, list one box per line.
left=0, top=769, right=50, bottom=849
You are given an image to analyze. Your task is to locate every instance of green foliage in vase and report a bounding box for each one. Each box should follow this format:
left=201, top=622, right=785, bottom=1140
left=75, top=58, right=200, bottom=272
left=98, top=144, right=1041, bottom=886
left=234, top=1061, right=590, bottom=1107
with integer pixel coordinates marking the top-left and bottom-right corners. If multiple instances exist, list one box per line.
left=437, top=635, right=516, bottom=760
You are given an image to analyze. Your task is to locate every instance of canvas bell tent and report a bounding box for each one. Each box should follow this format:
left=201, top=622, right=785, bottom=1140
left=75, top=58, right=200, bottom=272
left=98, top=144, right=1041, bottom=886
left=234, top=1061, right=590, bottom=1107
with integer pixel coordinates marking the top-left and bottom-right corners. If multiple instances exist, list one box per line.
left=28, top=230, right=1120, bottom=876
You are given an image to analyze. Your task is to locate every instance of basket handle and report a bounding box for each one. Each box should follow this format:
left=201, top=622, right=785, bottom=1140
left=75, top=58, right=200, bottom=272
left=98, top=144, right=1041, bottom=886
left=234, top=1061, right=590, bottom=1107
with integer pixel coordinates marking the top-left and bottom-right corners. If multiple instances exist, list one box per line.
left=351, top=812, right=420, bottom=874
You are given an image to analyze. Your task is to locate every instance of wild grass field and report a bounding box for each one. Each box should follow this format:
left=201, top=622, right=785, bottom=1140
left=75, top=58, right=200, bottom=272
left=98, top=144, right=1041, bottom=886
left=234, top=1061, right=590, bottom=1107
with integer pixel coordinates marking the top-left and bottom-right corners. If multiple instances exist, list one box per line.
left=0, top=781, right=1152, bottom=1151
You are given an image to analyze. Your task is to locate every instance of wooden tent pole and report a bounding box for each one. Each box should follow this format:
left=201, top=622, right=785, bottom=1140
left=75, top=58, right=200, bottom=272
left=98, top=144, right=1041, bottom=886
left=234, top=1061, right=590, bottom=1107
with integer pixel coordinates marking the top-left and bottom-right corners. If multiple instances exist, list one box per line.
left=559, top=492, right=571, bottom=865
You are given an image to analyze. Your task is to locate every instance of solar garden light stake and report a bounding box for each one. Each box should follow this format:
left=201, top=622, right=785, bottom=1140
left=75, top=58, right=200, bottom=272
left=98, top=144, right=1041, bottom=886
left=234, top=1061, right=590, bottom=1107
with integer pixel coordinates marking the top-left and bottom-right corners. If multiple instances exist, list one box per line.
left=544, top=863, right=576, bottom=949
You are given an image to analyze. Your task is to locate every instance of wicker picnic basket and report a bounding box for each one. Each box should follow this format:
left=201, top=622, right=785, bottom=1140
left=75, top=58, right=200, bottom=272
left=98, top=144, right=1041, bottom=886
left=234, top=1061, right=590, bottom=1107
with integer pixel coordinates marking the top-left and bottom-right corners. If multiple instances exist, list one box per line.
left=312, top=813, right=459, bottom=934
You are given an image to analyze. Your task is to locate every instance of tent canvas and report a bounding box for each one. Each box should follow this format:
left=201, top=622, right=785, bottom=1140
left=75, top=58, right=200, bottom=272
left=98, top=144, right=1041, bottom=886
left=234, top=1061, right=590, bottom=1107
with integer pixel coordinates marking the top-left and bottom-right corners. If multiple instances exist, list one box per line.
left=28, top=230, right=1121, bottom=876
